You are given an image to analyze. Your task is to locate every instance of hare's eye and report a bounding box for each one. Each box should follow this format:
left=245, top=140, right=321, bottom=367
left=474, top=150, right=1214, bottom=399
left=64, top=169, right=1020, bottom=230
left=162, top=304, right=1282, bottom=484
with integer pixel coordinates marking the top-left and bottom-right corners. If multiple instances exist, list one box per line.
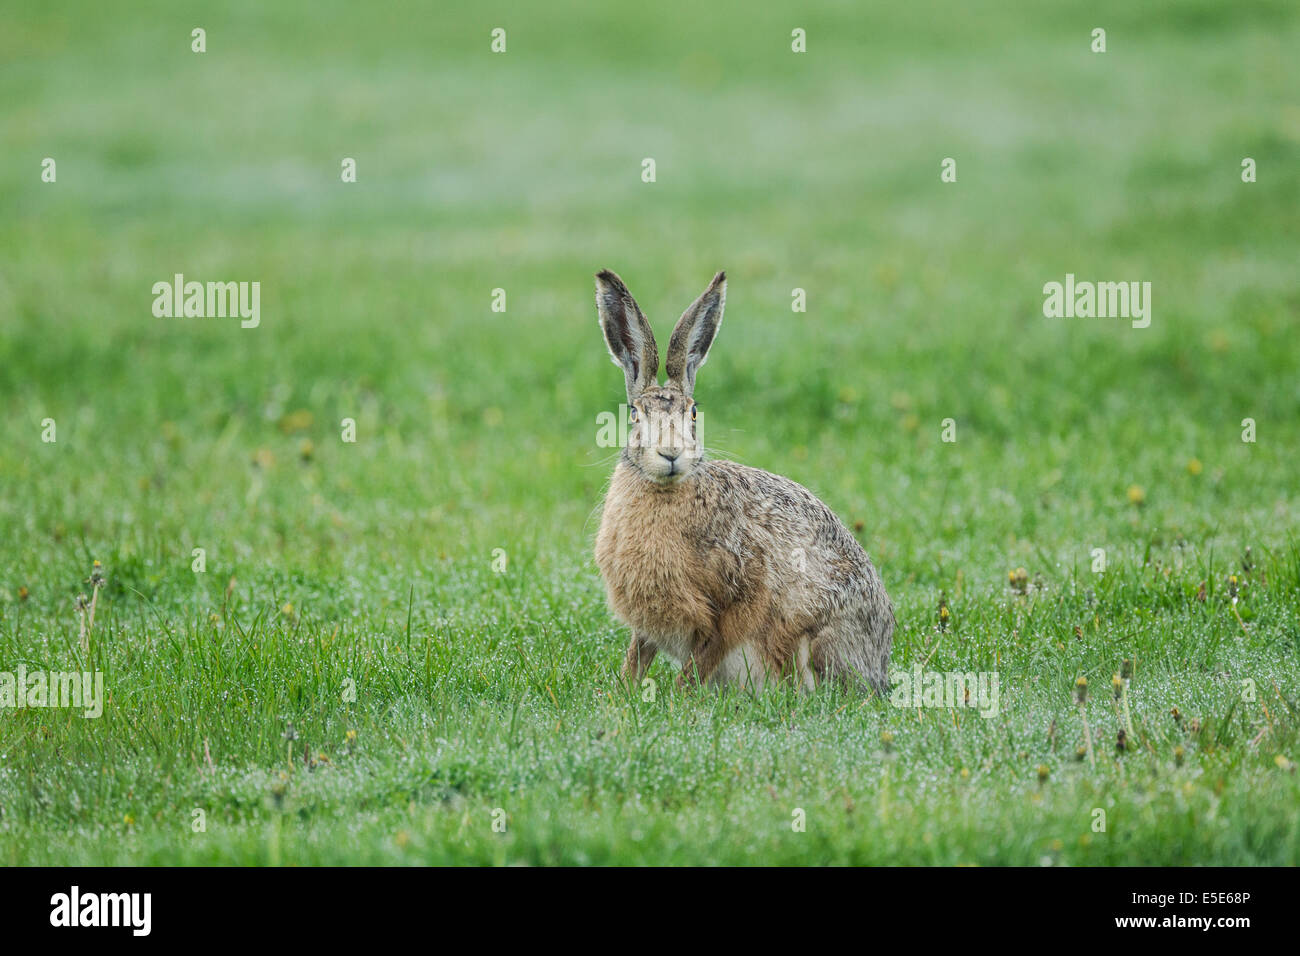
left=690, top=404, right=698, bottom=422
left=629, top=406, right=639, bottom=423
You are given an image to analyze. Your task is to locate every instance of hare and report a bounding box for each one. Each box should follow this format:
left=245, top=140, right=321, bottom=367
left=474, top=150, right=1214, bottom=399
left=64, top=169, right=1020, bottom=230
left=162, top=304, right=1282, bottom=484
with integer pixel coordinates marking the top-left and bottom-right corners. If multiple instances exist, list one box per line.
left=593, top=269, right=894, bottom=692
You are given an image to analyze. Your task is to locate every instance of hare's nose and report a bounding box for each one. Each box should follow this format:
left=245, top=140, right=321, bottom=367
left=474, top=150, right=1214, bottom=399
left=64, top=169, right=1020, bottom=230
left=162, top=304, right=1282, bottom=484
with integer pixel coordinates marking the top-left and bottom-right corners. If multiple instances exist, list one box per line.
left=658, top=450, right=680, bottom=463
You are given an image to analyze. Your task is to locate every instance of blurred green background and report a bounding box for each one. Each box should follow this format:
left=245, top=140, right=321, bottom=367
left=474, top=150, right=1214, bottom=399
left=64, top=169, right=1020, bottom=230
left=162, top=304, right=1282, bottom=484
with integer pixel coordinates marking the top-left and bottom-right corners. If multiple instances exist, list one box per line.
left=0, top=1, right=1297, bottom=864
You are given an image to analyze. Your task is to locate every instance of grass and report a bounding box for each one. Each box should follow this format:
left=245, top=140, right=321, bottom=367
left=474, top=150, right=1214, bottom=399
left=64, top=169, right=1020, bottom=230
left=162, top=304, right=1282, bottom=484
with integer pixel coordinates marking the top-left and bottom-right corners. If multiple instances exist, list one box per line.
left=1, top=0, right=1298, bottom=865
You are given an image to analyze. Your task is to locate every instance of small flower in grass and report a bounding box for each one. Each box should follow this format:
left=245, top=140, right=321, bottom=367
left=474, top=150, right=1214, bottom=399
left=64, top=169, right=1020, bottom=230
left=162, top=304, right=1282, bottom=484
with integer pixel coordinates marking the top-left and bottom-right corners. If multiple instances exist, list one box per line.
left=1074, top=677, right=1096, bottom=767
left=880, top=731, right=894, bottom=753
left=937, top=594, right=949, bottom=631
left=1186, top=457, right=1203, bottom=476
left=281, top=601, right=295, bottom=620
left=1174, top=745, right=1185, bottom=767
left=1008, top=568, right=1029, bottom=594
left=1170, top=706, right=1182, bottom=725
left=1228, top=574, right=1239, bottom=604
left=1126, top=484, right=1145, bottom=507
left=1115, top=661, right=1136, bottom=739
left=79, top=560, right=106, bottom=645
left=123, top=813, right=135, bottom=827
left=18, top=586, right=29, bottom=601
left=1036, top=764, right=1050, bottom=784
left=1275, top=755, right=1296, bottom=773
left=77, top=593, right=90, bottom=653
left=1074, top=745, right=1088, bottom=762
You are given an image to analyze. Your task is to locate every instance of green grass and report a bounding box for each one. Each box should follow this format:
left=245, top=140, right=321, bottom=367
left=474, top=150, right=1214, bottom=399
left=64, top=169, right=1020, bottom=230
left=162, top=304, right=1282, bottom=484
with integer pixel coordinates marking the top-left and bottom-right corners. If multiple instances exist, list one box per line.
left=1, top=0, right=1298, bottom=865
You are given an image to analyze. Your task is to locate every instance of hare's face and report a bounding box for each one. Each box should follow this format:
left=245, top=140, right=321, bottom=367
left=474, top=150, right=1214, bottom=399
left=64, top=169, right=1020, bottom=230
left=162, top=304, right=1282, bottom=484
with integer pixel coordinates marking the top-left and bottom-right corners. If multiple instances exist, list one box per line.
left=626, top=385, right=701, bottom=483
left=596, top=268, right=725, bottom=482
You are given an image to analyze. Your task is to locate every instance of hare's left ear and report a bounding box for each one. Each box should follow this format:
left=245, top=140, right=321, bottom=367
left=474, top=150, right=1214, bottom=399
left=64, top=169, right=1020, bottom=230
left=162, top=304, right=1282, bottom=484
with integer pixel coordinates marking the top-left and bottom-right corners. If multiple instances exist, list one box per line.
left=665, top=271, right=726, bottom=396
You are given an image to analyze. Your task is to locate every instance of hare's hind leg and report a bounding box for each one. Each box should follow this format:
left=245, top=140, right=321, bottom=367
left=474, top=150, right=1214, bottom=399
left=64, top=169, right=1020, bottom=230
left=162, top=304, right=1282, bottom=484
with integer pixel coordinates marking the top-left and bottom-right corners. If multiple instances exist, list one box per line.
left=810, top=613, right=891, bottom=694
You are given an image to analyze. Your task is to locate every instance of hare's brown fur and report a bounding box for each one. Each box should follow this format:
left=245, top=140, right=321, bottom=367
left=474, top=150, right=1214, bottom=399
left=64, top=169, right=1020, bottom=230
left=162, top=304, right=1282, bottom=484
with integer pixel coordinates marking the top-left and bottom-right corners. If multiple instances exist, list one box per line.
left=592, top=270, right=893, bottom=692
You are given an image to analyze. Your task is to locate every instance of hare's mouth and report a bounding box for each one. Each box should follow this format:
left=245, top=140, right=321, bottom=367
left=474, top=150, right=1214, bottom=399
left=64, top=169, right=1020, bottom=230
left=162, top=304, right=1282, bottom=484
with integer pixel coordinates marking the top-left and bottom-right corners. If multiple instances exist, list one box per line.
left=653, top=467, right=689, bottom=485
left=653, top=453, right=688, bottom=482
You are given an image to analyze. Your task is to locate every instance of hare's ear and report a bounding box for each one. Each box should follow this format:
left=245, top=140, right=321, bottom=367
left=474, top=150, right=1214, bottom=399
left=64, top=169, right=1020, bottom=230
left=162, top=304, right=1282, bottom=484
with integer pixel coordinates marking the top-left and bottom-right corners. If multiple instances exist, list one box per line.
left=596, top=270, right=659, bottom=402
left=665, top=271, right=725, bottom=396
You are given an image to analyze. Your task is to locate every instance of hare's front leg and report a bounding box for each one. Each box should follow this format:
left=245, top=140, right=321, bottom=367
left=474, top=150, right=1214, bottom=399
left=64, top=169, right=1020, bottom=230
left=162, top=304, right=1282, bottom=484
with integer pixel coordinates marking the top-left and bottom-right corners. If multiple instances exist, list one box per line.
left=621, top=632, right=658, bottom=684
left=676, top=631, right=728, bottom=689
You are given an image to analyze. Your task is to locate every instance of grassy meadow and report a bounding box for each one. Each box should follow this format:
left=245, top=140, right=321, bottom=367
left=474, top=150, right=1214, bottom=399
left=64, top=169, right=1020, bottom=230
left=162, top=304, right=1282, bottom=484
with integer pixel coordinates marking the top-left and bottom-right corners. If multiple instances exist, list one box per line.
left=1, top=0, right=1298, bottom=864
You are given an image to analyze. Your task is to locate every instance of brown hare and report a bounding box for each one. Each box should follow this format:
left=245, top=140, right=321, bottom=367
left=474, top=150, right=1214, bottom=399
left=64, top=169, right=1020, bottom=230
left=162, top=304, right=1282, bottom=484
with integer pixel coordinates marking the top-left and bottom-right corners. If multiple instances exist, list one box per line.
left=593, top=269, right=894, bottom=692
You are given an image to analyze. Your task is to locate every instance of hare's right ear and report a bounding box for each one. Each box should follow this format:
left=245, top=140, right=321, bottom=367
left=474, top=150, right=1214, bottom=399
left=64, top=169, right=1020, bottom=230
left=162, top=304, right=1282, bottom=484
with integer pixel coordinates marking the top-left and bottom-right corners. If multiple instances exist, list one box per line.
left=595, top=270, right=659, bottom=402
